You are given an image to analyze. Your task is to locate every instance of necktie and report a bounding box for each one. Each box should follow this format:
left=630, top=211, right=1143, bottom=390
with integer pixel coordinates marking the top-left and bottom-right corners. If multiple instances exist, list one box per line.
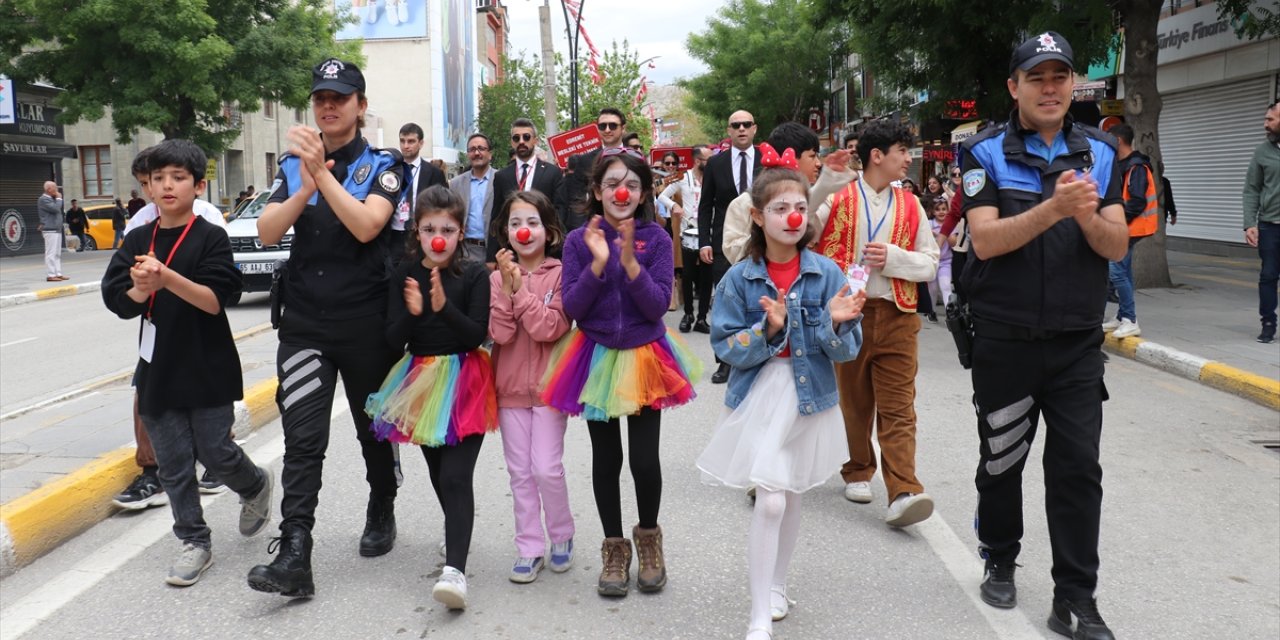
left=738, top=151, right=748, bottom=194
left=405, top=162, right=419, bottom=214
left=518, top=163, right=530, bottom=191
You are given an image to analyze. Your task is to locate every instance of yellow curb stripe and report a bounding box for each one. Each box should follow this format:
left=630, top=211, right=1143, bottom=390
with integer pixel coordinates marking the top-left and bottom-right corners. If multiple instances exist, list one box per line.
left=0, top=448, right=138, bottom=568
left=1199, top=363, right=1280, bottom=411
left=33, top=285, right=79, bottom=300
left=244, top=377, right=279, bottom=425
left=1103, top=333, right=1144, bottom=358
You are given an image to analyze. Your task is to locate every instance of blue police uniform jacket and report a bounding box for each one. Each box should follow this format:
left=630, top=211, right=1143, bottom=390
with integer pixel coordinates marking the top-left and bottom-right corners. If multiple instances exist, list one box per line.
left=711, top=249, right=863, bottom=415
left=959, top=113, right=1124, bottom=332
left=270, top=136, right=404, bottom=321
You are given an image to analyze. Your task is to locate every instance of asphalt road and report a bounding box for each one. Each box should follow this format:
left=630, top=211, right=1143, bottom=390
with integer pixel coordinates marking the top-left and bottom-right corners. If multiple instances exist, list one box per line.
left=1, top=315, right=1276, bottom=640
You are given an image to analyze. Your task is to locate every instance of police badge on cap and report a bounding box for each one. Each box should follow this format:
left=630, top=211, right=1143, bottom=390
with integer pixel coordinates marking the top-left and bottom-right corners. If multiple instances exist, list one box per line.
left=311, top=58, right=366, bottom=96
left=1009, top=31, right=1075, bottom=74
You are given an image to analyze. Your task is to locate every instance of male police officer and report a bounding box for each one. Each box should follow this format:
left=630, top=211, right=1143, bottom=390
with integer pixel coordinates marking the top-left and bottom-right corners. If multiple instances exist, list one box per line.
left=960, top=32, right=1127, bottom=640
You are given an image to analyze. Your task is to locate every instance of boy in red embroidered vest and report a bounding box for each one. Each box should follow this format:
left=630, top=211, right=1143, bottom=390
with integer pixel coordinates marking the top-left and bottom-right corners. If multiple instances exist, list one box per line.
left=812, top=120, right=940, bottom=527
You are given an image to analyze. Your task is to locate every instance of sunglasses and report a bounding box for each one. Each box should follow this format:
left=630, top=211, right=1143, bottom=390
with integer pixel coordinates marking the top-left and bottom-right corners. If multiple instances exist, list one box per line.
left=662, top=161, right=677, bottom=167
left=511, top=133, right=534, bottom=143
left=729, top=121, right=755, bottom=130
left=951, top=172, right=961, bottom=177
left=597, top=122, right=621, bottom=131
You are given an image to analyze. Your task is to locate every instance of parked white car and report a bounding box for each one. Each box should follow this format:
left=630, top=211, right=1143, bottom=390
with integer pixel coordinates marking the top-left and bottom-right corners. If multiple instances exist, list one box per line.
left=225, top=191, right=292, bottom=306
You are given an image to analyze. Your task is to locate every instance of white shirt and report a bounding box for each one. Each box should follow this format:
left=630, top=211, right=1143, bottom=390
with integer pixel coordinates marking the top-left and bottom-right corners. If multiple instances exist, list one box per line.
left=124, top=199, right=227, bottom=234
left=730, top=146, right=757, bottom=194
left=514, top=157, right=537, bottom=192
left=393, top=158, right=425, bottom=231
left=658, top=171, right=704, bottom=250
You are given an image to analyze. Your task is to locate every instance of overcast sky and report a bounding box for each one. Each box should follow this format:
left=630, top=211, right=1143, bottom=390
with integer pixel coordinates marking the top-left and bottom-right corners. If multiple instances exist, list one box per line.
left=501, top=0, right=725, bottom=85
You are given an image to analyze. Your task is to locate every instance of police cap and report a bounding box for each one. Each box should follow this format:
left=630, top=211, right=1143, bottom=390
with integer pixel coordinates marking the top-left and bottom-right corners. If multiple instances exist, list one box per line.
left=312, top=58, right=365, bottom=96
left=1009, top=32, right=1074, bottom=74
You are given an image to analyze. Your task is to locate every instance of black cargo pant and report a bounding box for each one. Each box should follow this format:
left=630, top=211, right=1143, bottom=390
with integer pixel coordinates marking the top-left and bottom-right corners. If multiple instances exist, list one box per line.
left=275, top=312, right=401, bottom=533
left=970, top=322, right=1108, bottom=601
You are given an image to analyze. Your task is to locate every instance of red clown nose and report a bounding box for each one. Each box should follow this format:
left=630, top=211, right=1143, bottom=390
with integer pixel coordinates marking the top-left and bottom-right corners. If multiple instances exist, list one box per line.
left=787, top=211, right=805, bottom=230
left=430, top=236, right=446, bottom=252
left=613, top=187, right=631, bottom=203
left=516, top=228, right=532, bottom=243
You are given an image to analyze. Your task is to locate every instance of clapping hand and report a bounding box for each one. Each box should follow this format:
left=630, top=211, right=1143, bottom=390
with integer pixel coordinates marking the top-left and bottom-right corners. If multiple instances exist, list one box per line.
left=615, top=218, right=637, bottom=269
left=1052, top=171, right=1099, bottom=223
left=429, top=267, right=446, bottom=312
left=130, top=254, right=164, bottom=294
left=403, top=276, right=423, bottom=315
left=495, top=248, right=522, bottom=295
left=759, top=289, right=788, bottom=338
left=584, top=215, right=610, bottom=273
left=287, top=126, right=335, bottom=194
left=829, top=284, right=866, bottom=325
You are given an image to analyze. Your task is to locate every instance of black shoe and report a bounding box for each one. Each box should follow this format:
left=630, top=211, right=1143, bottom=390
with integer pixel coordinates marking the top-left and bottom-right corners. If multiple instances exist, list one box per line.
left=679, top=314, right=694, bottom=333
left=1048, top=597, right=1115, bottom=640
left=1258, top=323, right=1277, bottom=344
left=926, top=312, right=939, bottom=323
left=711, top=362, right=730, bottom=384
left=247, top=525, right=315, bottom=597
left=693, top=318, right=711, bottom=334
left=979, top=560, right=1017, bottom=609
left=112, top=468, right=168, bottom=510
left=359, top=494, right=396, bottom=557
left=198, top=469, right=226, bottom=494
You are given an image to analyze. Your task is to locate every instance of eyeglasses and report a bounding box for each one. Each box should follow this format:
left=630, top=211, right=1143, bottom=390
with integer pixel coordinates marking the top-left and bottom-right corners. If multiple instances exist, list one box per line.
left=467, top=146, right=490, bottom=153
left=511, top=133, right=533, bottom=143
left=764, top=201, right=808, bottom=217
left=417, top=226, right=459, bottom=235
left=729, top=121, right=755, bottom=130
left=597, top=121, right=621, bottom=131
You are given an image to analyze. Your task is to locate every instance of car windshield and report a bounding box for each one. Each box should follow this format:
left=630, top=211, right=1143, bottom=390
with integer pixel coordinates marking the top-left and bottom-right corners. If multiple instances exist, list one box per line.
left=231, top=191, right=273, bottom=221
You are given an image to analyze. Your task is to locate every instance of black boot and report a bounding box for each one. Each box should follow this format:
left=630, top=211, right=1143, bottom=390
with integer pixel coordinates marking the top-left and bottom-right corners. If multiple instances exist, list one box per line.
left=1048, top=597, right=1115, bottom=640
left=678, top=314, right=694, bottom=333
left=247, top=525, right=315, bottom=597
left=359, top=494, right=396, bottom=557
left=711, top=362, right=730, bottom=384
left=979, top=559, right=1017, bottom=609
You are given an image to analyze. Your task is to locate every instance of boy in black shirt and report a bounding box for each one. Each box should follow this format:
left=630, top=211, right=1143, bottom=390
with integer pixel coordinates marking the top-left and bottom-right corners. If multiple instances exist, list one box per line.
left=102, top=140, right=273, bottom=587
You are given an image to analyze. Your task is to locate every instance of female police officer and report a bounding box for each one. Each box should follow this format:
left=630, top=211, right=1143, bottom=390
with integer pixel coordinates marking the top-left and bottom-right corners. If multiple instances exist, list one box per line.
left=247, top=59, right=405, bottom=597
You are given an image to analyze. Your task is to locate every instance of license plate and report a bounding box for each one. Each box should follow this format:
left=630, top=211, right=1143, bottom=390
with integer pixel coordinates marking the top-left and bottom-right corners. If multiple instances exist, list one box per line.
left=238, top=262, right=275, bottom=274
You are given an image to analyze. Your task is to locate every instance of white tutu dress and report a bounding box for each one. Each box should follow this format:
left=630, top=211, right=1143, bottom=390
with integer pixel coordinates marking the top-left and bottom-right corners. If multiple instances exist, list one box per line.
left=696, top=357, right=850, bottom=493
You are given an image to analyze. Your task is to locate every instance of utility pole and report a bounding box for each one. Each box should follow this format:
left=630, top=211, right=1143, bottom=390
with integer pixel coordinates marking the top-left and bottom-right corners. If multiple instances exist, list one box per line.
left=539, top=0, right=558, bottom=137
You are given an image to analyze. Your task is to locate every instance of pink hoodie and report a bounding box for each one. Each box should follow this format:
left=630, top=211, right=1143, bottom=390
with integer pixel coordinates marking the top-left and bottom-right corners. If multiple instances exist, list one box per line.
left=489, top=257, right=573, bottom=408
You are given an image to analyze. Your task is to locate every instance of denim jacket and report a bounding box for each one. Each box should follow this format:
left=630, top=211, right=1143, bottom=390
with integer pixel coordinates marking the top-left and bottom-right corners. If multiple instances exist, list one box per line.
left=711, top=250, right=863, bottom=415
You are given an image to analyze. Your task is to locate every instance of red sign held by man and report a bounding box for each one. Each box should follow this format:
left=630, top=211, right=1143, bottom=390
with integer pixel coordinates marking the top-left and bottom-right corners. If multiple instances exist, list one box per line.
left=547, top=123, right=602, bottom=169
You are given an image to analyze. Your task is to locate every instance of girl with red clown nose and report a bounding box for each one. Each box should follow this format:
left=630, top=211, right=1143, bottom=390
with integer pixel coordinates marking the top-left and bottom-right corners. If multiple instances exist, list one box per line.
left=542, top=147, right=703, bottom=598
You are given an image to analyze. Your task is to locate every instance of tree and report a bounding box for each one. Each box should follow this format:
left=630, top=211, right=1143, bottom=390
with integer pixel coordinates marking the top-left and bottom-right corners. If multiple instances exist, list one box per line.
left=0, top=0, right=359, bottom=154
left=476, top=53, right=546, bottom=161
left=682, top=0, right=839, bottom=140
left=558, top=40, right=653, bottom=151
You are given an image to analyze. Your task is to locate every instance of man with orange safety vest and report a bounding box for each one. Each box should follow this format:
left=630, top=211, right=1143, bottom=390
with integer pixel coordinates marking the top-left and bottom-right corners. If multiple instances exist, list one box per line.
left=1101, top=124, right=1156, bottom=339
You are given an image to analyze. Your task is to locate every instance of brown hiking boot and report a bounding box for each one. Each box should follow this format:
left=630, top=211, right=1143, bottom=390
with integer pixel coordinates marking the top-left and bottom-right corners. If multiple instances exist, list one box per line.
left=597, top=537, right=632, bottom=597
left=632, top=524, right=667, bottom=592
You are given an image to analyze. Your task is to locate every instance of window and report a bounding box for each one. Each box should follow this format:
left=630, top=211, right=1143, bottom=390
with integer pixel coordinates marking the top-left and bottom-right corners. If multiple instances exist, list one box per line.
left=265, top=152, right=276, bottom=184
left=80, top=145, right=112, bottom=198
left=263, top=100, right=274, bottom=119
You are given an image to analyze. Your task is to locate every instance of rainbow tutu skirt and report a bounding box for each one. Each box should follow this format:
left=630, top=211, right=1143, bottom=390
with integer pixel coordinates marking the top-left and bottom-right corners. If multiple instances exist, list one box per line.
left=540, top=328, right=703, bottom=421
left=365, top=350, right=497, bottom=447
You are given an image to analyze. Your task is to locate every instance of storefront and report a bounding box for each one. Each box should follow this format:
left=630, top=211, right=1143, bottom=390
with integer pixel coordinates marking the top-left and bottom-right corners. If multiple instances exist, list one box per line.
left=0, top=79, right=75, bottom=258
left=1119, top=1, right=1278, bottom=246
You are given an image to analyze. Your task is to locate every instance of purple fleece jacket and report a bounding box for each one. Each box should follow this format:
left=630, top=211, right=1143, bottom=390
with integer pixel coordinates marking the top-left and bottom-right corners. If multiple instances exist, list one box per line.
left=561, top=218, right=673, bottom=349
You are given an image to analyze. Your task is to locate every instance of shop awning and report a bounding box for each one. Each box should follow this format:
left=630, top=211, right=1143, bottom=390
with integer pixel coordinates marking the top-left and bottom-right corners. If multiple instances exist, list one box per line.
left=950, top=120, right=982, bottom=144
left=0, top=135, right=76, bottom=159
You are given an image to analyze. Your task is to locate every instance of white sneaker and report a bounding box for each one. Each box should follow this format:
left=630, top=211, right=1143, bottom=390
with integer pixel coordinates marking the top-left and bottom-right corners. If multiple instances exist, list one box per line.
left=1101, top=317, right=1121, bottom=332
left=395, top=0, right=408, bottom=23
left=365, top=1, right=378, bottom=23
left=885, top=492, right=934, bottom=527
left=843, top=481, right=872, bottom=504
left=165, top=543, right=212, bottom=587
left=1112, top=318, right=1141, bottom=338
left=433, top=566, right=468, bottom=609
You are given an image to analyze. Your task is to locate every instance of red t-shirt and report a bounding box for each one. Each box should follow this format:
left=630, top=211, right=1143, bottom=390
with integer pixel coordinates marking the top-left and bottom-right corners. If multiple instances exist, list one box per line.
left=766, top=254, right=801, bottom=357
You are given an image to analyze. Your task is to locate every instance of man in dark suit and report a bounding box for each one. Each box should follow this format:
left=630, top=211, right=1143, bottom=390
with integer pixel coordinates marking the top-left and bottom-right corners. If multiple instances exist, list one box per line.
left=449, top=133, right=496, bottom=265
left=699, top=109, right=761, bottom=383
left=559, top=107, right=628, bottom=232
left=488, top=117, right=564, bottom=263
left=392, top=122, right=447, bottom=261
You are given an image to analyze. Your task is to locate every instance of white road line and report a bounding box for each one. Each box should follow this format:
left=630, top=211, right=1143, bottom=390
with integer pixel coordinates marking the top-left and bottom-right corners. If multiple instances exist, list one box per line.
left=0, top=338, right=37, bottom=348
left=0, top=404, right=344, bottom=640
left=914, top=512, right=1046, bottom=639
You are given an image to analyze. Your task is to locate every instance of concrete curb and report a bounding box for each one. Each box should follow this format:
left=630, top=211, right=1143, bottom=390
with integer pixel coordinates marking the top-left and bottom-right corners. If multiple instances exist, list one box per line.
left=1104, top=334, right=1280, bottom=411
left=0, top=377, right=279, bottom=578
left=0, top=282, right=101, bottom=308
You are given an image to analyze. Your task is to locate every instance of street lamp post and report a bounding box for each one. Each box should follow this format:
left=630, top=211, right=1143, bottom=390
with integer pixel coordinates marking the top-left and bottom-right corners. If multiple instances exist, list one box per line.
left=559, top=0, right=586, bottom=128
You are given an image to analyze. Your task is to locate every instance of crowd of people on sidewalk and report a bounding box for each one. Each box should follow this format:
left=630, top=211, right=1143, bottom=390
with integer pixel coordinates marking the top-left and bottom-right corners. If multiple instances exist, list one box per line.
left=87, top=30, right=1280, bottom=640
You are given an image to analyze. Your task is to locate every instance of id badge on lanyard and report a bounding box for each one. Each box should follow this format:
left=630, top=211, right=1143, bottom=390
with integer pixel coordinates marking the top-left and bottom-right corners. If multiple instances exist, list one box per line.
left=140, top=217, right=196, bottom=362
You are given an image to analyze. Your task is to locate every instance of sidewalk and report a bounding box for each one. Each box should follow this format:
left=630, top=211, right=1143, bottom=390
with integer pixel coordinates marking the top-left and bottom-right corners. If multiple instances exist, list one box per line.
left=0, top=250, right=113, bottom=306
left=0, top=328, right=281, bottom=576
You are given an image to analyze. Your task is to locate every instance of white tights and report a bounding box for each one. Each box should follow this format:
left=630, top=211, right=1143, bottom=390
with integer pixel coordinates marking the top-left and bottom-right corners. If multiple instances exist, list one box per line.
left=747, top=487, right=803, bottom=636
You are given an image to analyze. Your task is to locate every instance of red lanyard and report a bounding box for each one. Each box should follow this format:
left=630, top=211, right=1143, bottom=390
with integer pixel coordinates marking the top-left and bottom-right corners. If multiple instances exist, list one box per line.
left=145, top=215, right=197, bottom=318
